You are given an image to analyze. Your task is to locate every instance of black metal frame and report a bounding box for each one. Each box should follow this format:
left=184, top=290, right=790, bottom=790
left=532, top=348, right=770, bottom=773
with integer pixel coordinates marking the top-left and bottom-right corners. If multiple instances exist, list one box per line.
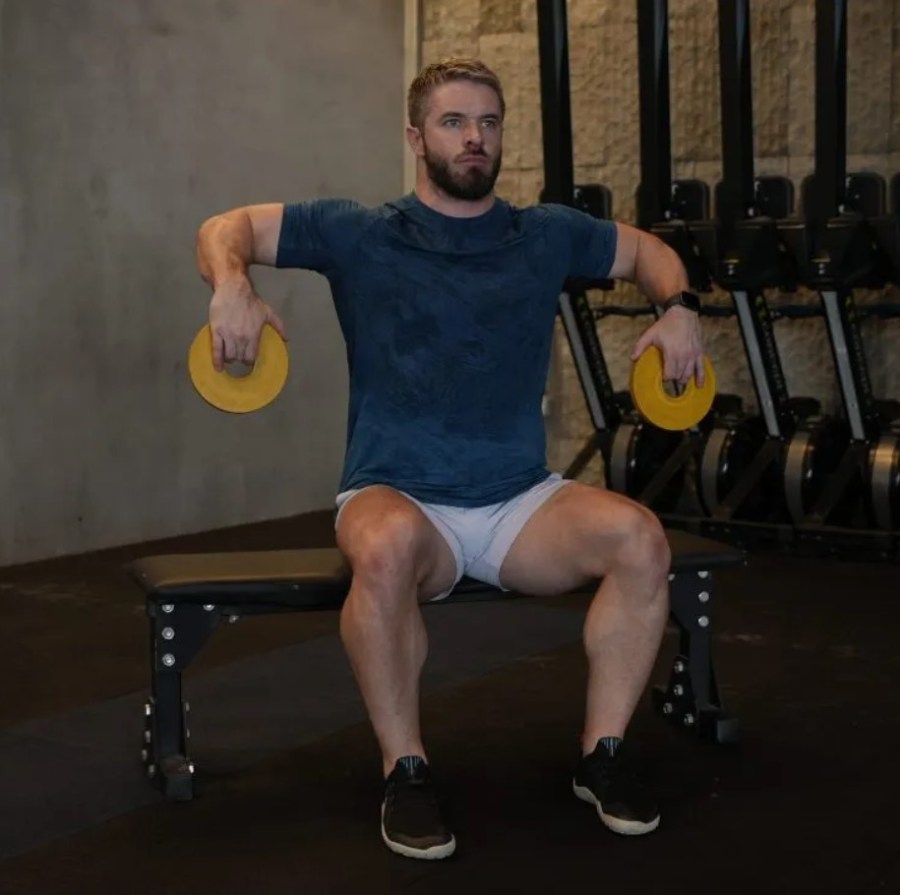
left=714, top=0, right=793, bottom=438
left=140, top=562, right=739, bottom=801
left=666, top=0, right=898, bottom=552
left=143, top=601, right=221, bottom=800
left=535, top=0, right=897, bottom=555
left=537, top=0, right=622, bottom=476
left=636, top=0, right=711, bottom=291
left=811, top=0, right=846, bottom=234
left=689, top=0, right=799, bottom=530
left=537, top=0, right=575, bottom=207
left=716, top=0, right=754, bottom=227
left=791, top=0, right=889, bottom=537
left=652, top=570, right=738, bottom=743
left=636, top=0, right=673, bottom=231
left=621, top=0, right=718, bottom=515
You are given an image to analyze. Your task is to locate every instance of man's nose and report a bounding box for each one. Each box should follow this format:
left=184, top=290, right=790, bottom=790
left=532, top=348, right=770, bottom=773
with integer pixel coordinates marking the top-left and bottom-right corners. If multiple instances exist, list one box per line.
left=463, top=122, right=484, bottom=146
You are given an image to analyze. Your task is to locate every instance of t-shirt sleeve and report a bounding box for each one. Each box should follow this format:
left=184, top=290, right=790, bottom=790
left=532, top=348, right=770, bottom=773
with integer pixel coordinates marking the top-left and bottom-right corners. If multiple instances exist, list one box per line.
left=550, top=204, right=618, bottom=281
left=275, top=199, right=365, bottom=272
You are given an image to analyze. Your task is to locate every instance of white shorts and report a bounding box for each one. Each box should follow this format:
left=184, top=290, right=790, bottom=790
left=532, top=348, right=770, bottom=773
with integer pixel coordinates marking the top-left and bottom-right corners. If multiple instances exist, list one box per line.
left=334, top=474, right=571, bottom=600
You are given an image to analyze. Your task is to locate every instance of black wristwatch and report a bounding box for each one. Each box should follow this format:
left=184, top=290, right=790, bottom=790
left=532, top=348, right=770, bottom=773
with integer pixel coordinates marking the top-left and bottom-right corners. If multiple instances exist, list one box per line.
left=661, top=291, right=701, bottom=313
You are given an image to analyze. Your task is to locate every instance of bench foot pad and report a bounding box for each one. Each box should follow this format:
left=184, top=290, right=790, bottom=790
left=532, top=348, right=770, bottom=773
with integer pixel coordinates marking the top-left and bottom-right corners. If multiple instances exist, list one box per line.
left=142, top=700, right=196, bottom=801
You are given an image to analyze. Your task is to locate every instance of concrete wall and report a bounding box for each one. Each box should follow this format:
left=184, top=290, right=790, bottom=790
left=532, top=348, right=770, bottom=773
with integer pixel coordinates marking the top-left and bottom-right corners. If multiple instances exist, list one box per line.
left=0, top=0, right=405, bottom=565
left=421, top=0, right=900, bottom=481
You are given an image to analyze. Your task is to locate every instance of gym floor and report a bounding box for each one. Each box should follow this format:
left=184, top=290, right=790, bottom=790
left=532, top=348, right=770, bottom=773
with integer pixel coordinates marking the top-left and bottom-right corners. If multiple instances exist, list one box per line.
left=0, top=511, right=897, bottom=894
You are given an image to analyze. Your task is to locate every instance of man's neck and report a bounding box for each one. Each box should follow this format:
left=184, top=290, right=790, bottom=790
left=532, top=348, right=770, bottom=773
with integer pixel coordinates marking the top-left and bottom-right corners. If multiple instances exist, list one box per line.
left=414, top=177, right=495, bottom=219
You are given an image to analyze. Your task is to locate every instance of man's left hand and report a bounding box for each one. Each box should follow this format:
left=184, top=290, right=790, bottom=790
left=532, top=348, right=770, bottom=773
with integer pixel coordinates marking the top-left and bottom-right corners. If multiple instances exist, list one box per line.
left=630, top=306, right=705, bottom=386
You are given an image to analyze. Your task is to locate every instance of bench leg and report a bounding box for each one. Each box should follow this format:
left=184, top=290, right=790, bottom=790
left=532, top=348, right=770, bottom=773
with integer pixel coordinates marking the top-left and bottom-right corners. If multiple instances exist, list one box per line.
left=144, top=602, right=220, bottom=800
left=652, top=570, right=739, bottom=744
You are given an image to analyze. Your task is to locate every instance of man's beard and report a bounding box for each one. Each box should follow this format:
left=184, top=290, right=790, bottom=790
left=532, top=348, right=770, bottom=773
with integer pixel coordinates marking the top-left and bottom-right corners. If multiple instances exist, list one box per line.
left=423, top=142, right=502, bottom=201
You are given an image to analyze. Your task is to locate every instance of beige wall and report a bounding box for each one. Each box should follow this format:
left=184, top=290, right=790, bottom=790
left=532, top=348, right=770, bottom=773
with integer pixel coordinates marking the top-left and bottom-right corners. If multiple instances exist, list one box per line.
left=419, top=0, right=900, bottom=480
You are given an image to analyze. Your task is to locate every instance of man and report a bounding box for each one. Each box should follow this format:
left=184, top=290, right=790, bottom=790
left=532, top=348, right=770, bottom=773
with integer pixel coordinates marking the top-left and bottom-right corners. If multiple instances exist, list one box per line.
left=196, top=58, right=704, bottom=860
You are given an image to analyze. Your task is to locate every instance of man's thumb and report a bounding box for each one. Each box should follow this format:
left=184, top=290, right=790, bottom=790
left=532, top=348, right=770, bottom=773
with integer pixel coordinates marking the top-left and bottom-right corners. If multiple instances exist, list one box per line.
left=267, top=308, right=288, bottom=341
left=630, top=332, right=652, bottom=361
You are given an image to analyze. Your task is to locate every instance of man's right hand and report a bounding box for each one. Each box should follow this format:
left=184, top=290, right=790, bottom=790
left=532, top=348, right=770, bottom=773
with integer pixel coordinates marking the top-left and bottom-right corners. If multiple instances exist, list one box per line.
left=208, top=277, right=287, bottom=372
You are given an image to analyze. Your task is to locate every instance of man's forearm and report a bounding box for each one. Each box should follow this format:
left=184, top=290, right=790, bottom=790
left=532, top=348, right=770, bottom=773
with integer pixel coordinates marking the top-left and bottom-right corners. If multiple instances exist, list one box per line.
left=196, top=211, right=255, bottom=289
left=632, top=230, right=690, bottom=305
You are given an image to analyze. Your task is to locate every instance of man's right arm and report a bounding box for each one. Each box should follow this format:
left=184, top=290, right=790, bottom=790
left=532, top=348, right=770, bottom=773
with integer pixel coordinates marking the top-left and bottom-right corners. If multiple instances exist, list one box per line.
left=195, top=204, right=287, bottom=370
left=196, top=203, right=284, bottom=285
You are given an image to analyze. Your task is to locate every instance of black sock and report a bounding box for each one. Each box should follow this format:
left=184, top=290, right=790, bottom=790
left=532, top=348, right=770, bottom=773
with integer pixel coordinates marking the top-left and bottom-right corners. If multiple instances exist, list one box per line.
left=597, top=736, right=623, bottom=757
left=394, top=755, right=427, bottom=777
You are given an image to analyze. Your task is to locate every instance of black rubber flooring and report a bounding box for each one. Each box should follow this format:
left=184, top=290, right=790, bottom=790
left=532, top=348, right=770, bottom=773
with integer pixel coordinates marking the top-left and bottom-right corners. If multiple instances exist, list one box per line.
left=0, top=511, right=898, bottom=894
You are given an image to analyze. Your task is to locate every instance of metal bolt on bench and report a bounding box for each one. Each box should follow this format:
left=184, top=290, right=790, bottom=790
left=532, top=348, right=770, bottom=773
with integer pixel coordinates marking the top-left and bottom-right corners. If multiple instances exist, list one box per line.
left=131, top=531, right=745, bottom=801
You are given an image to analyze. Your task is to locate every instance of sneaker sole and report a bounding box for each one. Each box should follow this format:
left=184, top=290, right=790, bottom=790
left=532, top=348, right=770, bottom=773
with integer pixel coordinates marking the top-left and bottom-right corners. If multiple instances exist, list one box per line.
left=572, top=781, right=660, bottom=836
left=380, top=810, right=456, bottom=860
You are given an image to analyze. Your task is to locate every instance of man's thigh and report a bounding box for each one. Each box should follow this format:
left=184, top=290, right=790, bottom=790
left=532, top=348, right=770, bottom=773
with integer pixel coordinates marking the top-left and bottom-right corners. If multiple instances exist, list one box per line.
left=336, top=485, right=460, bottom=601
left=498, top=482, right=655, bottom=596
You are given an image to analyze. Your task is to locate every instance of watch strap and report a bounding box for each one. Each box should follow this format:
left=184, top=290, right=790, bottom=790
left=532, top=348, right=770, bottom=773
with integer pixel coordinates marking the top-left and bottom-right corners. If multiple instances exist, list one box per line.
left=661, top=291, right=700, bottom=313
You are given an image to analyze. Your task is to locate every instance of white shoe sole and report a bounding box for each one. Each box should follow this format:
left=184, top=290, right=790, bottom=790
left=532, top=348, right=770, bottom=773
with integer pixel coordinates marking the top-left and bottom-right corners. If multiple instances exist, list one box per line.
left=573, top=781, right=660, bottom=836
left=381, top=809, right=456, bottom=860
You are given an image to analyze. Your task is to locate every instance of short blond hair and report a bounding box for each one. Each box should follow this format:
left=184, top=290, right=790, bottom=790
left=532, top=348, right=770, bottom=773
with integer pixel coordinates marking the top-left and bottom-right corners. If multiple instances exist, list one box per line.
left=407, top=58, right=506, bottom=129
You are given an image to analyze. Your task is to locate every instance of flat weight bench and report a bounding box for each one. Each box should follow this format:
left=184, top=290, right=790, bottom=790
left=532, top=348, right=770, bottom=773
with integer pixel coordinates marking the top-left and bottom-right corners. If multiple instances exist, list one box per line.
left=131, top=529, right=745, bottom=801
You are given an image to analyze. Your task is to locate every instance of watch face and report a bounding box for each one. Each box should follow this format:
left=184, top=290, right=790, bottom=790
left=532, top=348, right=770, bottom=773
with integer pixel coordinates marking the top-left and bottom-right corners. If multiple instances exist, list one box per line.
left=680, top=291, right=701, bottom=312
left=667, top=291, right=700, bottom=312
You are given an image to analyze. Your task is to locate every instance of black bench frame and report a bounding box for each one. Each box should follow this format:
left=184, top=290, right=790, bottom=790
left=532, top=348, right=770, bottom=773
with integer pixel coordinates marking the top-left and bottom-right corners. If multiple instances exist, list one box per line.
left=131, top=533, right=744, bottom=801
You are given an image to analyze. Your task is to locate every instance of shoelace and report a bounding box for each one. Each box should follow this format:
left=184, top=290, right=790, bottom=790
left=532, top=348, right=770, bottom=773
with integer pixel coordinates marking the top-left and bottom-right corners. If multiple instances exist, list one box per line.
left=388, top=764, right=432, bottom=795
left=588, top=749, right=639, bottom=785
left=394, top=775, right=437, bottom=803
left=387, top=774, right=444, bottom=829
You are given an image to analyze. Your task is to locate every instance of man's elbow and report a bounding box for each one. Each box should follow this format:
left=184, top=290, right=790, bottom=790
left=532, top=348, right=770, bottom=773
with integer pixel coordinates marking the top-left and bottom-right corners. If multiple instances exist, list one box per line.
left=195, top=214, right=227, bottom=283
left=608, top=222, right=643, bottom=280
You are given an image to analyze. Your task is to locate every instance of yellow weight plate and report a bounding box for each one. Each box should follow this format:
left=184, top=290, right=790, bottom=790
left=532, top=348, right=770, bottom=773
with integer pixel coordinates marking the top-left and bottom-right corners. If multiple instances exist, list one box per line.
left=630, top=345, right=716, bottom=431
left=188, top=324, right=288, bottom=414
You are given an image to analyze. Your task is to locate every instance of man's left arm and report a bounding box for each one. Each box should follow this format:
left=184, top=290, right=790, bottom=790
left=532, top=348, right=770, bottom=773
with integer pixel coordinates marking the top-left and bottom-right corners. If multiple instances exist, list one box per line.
left=608, top=222, right=705, bottom=386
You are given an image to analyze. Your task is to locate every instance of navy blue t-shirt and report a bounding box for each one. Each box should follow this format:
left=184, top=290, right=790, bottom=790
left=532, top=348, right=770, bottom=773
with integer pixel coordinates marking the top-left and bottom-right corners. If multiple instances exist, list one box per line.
left=275, top=193, right=616, bottom=506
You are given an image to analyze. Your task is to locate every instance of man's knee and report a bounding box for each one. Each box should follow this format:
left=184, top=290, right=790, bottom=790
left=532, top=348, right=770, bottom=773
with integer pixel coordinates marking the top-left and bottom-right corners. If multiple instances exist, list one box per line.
left=612, top=502, right=671, bottom=582
left=338, top=491, right=445, bottom=596
left=342, top=507, right=423, bottom=582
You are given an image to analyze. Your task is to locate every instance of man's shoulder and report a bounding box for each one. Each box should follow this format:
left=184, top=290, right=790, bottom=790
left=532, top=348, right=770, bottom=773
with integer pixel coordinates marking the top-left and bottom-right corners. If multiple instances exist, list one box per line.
left=284, top=197, right=407, bottom=221
left=282, top=197, right=408, bottom=247
left=330, top=195, right=435, bottom=232
left=526, top=202, right=619, bottom=248
left=503, top=200, right=615, bottom=236
left=514, top=201, right=605, bottom=222
left=504, top=200, right=584, bottom=229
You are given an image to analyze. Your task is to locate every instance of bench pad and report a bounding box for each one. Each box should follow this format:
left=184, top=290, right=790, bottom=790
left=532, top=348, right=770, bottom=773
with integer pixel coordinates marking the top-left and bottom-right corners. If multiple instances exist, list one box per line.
left=131, top=529, right=744, bottom=607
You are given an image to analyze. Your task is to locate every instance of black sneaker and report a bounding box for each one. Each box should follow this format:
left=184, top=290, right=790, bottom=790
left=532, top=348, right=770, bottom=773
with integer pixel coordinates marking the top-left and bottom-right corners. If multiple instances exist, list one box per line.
left=573, top=739, right=660, bottom=835
left=381, top=756, right=456, bottom=860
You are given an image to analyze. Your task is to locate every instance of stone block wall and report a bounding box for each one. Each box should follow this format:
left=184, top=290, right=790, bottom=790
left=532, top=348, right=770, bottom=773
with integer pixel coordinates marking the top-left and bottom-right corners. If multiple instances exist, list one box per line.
left=420, top=0, right=900, bottom=481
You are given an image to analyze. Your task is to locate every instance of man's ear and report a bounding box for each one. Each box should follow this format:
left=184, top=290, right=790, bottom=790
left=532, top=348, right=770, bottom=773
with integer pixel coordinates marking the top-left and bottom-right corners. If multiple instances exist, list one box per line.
left=406, top=125, right=424, bottom=157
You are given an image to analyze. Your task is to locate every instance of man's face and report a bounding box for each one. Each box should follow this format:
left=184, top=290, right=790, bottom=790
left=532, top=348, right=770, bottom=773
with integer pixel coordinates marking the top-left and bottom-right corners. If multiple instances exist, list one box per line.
left=412, top=80, right=503, bottom=201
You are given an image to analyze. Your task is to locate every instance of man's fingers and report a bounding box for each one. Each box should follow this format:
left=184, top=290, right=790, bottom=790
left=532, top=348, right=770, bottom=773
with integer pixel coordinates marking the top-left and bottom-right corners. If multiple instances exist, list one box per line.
left=212, top=331, right=226, bottom=372
left=207, top=298, right=284, bottom=373
left=673, top=357, right=705, bottom=387
left=694, top=355, right=706, bottom=388
left=240, top=340, right=257, bottom=366
left=223, top=336, right=241, bottom=367
left=665, top=352, right=704, bottom=385
left=663, top=352, right=681, bottom=381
